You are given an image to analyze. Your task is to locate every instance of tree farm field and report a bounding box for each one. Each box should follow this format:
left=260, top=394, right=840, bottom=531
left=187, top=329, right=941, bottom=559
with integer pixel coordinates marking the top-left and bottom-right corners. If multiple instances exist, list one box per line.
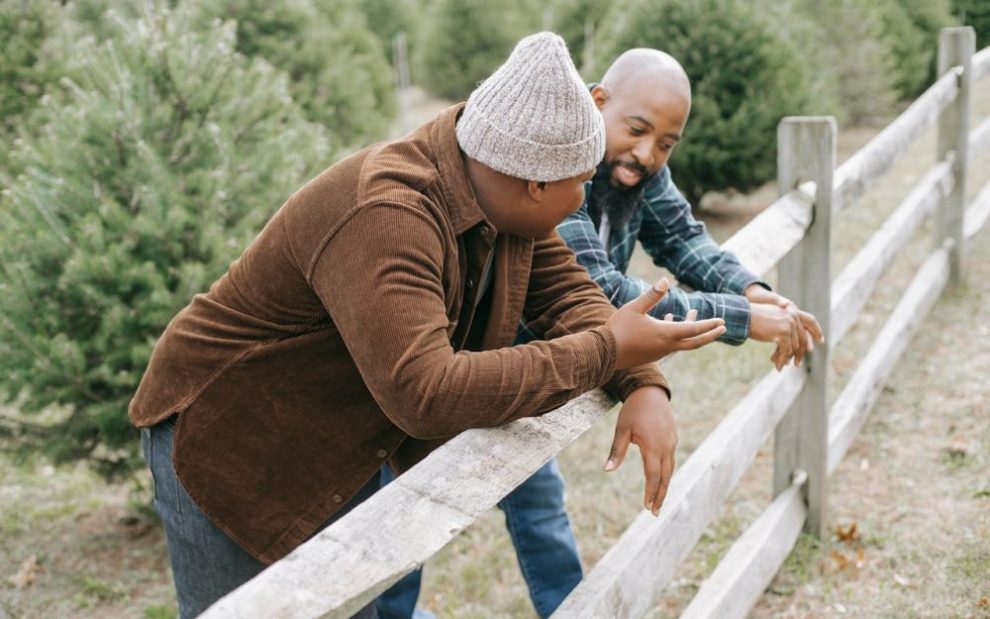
left=2, top=84, right=989, bottom=618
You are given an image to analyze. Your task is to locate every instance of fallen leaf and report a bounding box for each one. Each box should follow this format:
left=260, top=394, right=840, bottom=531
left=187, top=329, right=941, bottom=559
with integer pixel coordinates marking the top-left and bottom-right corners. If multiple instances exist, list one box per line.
left=977, top=597, right=988, bottom=608
left=855, top=547, right=867, bottom=569
left=944, top=441, right=970, bottom=459
left=7, top=555, right=39, bottom=589
left=830, top=550, right=850, bottom=572
left=836, top=522, right=859, bottom=543
left=893, top=573, right=912, bottom=588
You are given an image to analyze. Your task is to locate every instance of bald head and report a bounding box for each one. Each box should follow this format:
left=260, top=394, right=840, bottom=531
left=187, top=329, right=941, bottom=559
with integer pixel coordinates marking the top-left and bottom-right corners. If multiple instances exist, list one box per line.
left=601, top=49, right=691, bottom=109
left=590, top=49, right=692, bottom=188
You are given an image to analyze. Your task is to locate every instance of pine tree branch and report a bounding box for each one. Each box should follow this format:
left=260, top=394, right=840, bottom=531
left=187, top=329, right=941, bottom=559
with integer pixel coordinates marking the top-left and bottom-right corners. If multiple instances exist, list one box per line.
left=0, top=411, right=58, bottom=436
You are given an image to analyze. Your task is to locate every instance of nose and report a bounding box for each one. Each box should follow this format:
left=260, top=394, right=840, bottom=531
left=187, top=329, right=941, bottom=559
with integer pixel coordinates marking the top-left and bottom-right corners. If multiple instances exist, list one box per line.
left=632, top=138, right=655, bottom=170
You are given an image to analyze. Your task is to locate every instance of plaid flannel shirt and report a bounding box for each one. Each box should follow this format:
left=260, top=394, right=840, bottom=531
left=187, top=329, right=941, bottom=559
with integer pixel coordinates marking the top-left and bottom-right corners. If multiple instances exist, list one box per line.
left=518, top=166, right=767, bottom=346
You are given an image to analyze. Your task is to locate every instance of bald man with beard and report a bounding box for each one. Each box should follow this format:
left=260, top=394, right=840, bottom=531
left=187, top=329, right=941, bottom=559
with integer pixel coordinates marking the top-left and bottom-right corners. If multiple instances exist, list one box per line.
left=376, top=49, right=824, bottom=619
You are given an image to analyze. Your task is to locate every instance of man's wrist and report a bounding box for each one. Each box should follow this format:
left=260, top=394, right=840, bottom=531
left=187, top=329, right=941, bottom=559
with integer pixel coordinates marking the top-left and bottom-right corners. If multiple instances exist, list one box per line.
left=629, top=384, right=670, bottom=402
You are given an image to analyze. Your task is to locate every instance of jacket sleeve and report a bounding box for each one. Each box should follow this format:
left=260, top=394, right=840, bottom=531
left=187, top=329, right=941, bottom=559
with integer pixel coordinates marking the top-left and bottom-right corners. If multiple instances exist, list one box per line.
left=310, top=202, right=624, bottom=440
left=557, top=200, right=752, bottom=345
left=522, top=230, right=670, bottom=400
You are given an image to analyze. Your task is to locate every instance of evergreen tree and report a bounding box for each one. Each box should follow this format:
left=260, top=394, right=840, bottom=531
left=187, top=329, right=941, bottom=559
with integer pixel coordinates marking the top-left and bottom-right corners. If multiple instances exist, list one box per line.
left=0, top=3, right=330, bottom=475
left=595, top=0, right=814, bottom=203
left=193, top=0, right=396, bottom=151
left=550, top=0, right=611, bottom=77
left=795, top=0, right=900, bottom=125
left=876, top=0, right=953, bottom=99
left=954, top=0, right=990, bottom=49
left=415, top=0, right=540, bottom=100
left=0, top=1, right=59, bottom=135
left=0, top=1, right=65, bottom=174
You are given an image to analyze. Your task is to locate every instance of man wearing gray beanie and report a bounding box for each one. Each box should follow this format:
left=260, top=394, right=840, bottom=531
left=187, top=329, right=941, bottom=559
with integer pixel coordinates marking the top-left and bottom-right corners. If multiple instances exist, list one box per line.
left=129, top=32, right=725, bottom=618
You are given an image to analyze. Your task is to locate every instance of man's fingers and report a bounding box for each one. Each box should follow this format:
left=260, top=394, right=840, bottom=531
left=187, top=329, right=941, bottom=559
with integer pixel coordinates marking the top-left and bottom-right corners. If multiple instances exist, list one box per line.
left=685, top=308, right=698, bottom=322
left=798, top=310, right=825, bottom=344
left=791, top=320, right=804, bottom=367
left=652, top=456, right=675, bottom=516
left=642, top=454, right=662, bottom=513
left=605, top=427, right=632, bottom=472
left=624, top=278, right=670, bottom=315
left=664, top=313, right=674, bottom=322
left=658, top=317, right=724, bottom=338
left=675, top=322, right=727, bottom=349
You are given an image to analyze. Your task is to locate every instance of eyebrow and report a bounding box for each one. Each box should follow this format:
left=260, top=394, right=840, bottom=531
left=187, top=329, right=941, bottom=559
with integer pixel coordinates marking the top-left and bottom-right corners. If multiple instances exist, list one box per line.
left=628, top=115, right=681, bottom=141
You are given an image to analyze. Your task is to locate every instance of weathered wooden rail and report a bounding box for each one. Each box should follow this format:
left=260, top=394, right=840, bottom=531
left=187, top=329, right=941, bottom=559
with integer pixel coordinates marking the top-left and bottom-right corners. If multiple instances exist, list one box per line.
left=201, top=28, right=989, bottom=619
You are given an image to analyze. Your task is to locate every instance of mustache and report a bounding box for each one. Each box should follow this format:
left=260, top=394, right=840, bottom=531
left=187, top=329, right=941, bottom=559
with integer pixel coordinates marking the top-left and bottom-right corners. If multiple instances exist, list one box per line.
left=613, top=159, right=650, bottom=179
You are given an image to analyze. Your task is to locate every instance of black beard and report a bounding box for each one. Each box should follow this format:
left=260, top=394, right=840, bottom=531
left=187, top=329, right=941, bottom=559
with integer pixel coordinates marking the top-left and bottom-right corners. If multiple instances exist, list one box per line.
left=588, top=160, right=650, bottom=230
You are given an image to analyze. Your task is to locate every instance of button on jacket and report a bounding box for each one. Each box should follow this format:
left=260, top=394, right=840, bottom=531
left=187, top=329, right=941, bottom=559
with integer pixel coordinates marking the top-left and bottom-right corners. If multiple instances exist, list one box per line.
left=129, top=104, right=668, bottom=564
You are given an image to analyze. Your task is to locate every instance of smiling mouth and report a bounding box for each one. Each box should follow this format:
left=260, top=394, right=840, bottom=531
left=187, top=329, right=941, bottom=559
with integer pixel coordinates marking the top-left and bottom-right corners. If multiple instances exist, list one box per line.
left=613, top=164, right=644, bottom=187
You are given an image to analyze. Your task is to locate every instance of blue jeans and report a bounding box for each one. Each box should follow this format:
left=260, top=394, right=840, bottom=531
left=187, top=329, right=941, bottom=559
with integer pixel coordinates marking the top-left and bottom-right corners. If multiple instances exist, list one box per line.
left=142, top=416, right=379, bottom=619
left=376, top=458, right=583, bottom=619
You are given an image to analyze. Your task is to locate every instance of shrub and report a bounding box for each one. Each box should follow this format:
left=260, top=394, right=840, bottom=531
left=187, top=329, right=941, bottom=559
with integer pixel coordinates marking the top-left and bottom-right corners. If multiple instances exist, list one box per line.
left=0, top=1, right=60, bottom=135
left=594, top=0, right=814, bottom=203
left=0, top=1, right=68, bottom=175
left=193, top=0, right=396, bottom=151
left=359, top=0, right=420, bottom=56
left=954, top=0, right=990, bottom=49
left=878, top=0, right=954, bottom=98
left=794, top=0, right=900, bottom=125
left=549, top=0, right=611, bottom=77
left=415, top=0, right=540, bottom=100
left=0, top=4, right=330, bottom=475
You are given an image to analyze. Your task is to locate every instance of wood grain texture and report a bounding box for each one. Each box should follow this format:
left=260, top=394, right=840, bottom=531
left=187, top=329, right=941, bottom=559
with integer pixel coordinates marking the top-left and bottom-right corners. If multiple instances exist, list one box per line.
left=552, top=366, right=806, bottom=619
left=964, top=179, right=990, bottom=240
left=936, top=27, right=975, bottom=285
left=679, top=474, right=807, bottom=619
left=774, top=118, right=835, bottom=538
left=969, top=116, right=990, bottom=164
left=830, top=161, right=953, bottom=347
left=201, top=390, right=618, bottom=619
left=833, top=71, right=958, bottom=212
left=721, top=182, right=815, bottom=277
left=972, top=44, right=990, bottom=82
left=828, top=246, right=951, bottom=474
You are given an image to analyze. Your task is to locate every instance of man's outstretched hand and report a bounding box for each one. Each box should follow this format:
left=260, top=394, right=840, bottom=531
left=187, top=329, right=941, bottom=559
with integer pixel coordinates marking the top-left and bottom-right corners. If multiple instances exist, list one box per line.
left=607, top=278, right=726, bottom=369
left=604, top=385, right=677, bottom=516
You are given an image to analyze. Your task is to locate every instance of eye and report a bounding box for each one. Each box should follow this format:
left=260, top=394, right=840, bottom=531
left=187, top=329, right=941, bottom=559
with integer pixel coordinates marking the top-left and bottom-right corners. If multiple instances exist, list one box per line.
left=628, top=125, right=645, bottom=136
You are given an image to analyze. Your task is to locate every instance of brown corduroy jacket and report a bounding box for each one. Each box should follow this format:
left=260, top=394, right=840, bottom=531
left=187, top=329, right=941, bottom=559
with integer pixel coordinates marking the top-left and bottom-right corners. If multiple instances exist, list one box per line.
left=129, top=104, right=668, bottom=564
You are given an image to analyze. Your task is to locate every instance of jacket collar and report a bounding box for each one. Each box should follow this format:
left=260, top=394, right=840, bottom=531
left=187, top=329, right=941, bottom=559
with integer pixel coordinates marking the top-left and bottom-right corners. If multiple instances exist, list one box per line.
left=429, top=103, right=489, bottom=236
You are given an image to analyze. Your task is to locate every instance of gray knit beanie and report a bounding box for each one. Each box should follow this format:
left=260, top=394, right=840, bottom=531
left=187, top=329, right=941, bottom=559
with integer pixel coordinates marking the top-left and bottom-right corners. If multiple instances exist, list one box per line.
left=456, top=32, right=605, bottom=182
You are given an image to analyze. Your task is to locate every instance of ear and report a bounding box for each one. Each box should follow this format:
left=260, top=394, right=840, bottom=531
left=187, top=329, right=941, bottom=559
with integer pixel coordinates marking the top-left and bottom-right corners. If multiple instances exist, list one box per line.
left=526, top=180, right=547, bottom=202
left=591, top=84, right=609, bottom=110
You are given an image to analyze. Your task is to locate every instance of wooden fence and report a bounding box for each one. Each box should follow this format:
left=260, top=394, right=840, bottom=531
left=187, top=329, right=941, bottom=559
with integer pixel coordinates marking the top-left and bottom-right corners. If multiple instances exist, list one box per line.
left=201, top=27, right=990, bottom=619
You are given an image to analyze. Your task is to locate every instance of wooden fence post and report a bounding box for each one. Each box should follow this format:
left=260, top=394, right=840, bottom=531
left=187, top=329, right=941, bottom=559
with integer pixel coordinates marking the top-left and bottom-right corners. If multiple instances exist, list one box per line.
left=393, top=31, right=411, bottom=91
left=581, top=18, right=595, bottom=77
left=936, top=26, right=975, bottom=286
left=773, top=117, right=836, bottom=539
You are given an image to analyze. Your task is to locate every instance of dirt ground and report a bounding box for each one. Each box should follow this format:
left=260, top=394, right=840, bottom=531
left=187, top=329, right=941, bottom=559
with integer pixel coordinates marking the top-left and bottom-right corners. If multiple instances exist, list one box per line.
left=2, top=83, right=989, bottom=618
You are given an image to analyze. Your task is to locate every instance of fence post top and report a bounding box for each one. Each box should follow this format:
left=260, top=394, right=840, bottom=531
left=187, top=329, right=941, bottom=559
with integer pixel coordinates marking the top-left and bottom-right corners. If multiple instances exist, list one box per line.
left=778, top=117, right=837, bottom=140
left=779, top=116, right=837, bottom=127
left=940, top=25, right=976, bottom=42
